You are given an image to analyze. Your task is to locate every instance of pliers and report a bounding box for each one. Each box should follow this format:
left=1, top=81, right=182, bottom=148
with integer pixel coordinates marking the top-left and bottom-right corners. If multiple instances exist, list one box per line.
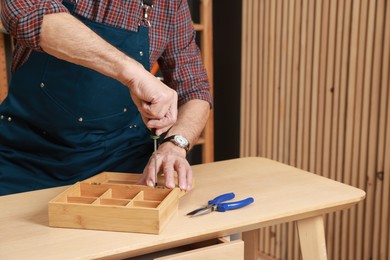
left=186, top=192, right=254, bottom=217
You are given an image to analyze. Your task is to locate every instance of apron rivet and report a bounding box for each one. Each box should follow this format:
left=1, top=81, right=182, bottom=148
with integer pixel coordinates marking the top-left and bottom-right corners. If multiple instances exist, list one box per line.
left=123, top=108, right=127, bottom=112
left=134, top=124, right=137, bottom=128
left=0, top=115, right=3, bottom=120
left=78, top=117, right=83, bottom=122
left=129, top=125, right=133, bottom=128
left=7, top=117, right=12, bottom=122
left=139, top=51, right=144, bottom=56
left=40, top=83, right=45, bottom=88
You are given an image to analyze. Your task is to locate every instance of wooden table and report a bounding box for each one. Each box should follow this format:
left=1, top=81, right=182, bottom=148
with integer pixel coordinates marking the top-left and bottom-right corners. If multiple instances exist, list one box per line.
left=0, top=157, right=365, bottom=259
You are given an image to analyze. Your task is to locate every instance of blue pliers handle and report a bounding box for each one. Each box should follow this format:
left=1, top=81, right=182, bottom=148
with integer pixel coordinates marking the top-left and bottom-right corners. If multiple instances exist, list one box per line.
left=208, top=192, right=236, bottom=205
left=187, top=192, right=254, bottom=216
left=209, top=192, right=254, bottom=212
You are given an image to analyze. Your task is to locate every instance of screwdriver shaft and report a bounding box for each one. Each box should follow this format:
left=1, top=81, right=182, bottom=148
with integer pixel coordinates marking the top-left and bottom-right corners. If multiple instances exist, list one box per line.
left=153, top=138, right=158, bottom=186
left=150, top=129, right=160, bottom=187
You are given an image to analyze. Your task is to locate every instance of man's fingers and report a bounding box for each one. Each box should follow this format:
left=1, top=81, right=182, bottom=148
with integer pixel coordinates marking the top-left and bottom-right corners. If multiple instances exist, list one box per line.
left=141, top=102, right=162, bottom=118
left=185, top=169, right=193, bottom=190
left=138, top=101, right=177, bottom=134
left=176, top=163, right=192, bottom=191
left=140, top=157, right=157, bottom=187
left=163, top=166, right=176, bottom=189
left=147, top=116, right=176, bottom=135
left=141, top=148, right=192, bottom=191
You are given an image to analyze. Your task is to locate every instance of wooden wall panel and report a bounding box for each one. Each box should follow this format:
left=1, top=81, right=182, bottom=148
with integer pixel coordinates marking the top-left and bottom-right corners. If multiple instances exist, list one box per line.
left=0, top=5, right=9, bottom=103
left=241, top=0, right=390, bottom=259
left=0, top=33, right=8, bottom=103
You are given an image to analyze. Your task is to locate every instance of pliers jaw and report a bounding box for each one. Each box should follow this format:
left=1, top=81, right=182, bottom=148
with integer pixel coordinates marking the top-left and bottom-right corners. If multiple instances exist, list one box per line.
left=186, top=205, right=216, bottom=217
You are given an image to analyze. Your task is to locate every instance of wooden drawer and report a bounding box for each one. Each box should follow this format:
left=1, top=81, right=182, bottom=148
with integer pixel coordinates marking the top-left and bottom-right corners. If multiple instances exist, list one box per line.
left=131, top=238, right=244, bottom=260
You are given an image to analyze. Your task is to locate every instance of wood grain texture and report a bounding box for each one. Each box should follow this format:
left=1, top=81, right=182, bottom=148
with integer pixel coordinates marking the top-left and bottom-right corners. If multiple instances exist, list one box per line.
left=198, top=0, right=214, bottom=163
left=155, top=240, right=244, bottom=260
left=0, top=33, right=7, bottom=103
left=241, top=0, right=390, bottom=259
left=0, top=157, right=365, bottom=259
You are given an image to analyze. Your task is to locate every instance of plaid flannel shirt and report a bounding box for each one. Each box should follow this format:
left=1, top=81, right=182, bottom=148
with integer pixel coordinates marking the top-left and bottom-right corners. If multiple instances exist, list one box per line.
left=0, top=0, right=212, bottom=106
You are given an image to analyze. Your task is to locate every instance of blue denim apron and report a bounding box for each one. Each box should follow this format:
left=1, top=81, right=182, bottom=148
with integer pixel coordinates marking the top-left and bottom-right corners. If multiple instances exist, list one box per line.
left=0, top=1, right=152, bottom=195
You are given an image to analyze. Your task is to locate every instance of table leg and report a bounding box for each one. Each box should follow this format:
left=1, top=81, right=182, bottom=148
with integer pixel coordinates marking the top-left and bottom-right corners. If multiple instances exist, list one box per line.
left=296, top=215, right=328, bottom=260
left=242, top=229, right=259, bottom=260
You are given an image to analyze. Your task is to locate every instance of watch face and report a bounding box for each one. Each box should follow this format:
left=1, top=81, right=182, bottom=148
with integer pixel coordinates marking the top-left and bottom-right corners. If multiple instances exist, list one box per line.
left=174, top=135, right=189, bottom=146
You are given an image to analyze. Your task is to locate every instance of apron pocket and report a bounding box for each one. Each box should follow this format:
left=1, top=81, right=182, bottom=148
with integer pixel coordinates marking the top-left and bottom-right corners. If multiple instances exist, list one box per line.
left=38, top=55, right=142, bottom=132
left=41, top=55, right=133, bottom=120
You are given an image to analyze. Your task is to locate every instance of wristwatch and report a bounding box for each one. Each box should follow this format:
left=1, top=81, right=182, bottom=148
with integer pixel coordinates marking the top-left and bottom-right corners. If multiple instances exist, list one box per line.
left=161, top=135, right=190, bottom=152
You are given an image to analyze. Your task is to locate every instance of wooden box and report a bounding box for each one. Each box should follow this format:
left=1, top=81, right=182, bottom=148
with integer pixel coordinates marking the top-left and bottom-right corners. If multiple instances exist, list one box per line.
left=48, top=172, right=183, bottom=234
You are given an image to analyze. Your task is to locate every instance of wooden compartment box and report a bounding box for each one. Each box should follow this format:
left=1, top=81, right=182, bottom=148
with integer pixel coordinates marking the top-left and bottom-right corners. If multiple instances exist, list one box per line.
left=48, top=172, right=182, bottom=234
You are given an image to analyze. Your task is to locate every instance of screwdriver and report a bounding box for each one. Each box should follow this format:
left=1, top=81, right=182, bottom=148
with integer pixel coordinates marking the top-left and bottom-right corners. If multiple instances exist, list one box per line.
left=150, top=129, right=160, bottom=187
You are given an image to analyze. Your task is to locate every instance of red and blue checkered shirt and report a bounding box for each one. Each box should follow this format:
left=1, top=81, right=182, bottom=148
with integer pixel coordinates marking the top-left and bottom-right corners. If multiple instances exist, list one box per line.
left=0, top=0, right=212, bottom=106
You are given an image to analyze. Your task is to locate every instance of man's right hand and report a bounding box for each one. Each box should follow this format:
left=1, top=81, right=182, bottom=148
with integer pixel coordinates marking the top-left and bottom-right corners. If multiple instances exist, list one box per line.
left=125, top=66, right=178, bottom=135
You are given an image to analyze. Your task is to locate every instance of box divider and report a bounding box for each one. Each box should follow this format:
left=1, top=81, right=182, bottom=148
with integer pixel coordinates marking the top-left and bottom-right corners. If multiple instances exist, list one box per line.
left=126, top=190, right=144, bottom=207
left=99, top=188, right=113, bottom=199
left=92, top=198, right=101, bottom=205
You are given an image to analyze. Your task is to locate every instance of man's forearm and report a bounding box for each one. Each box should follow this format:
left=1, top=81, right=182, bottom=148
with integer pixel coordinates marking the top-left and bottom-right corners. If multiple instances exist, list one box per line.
left=40, top=12, right=143, bottom=86
left=166, top=99, right=211, bottom=149
left=40, top=12, right=178, bottom=132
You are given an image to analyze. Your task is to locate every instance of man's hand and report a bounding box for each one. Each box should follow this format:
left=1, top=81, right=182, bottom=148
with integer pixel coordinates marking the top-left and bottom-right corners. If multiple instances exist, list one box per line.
left=138, top=142, right=192, bottom=191
left=125, top=69, right=178, bottom=135
left=137, top=99, right=210, bottom=190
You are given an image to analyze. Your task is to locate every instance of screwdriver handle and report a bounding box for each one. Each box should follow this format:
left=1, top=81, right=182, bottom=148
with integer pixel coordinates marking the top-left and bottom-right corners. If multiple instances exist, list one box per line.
left=150, top=128, right=160, bottom=139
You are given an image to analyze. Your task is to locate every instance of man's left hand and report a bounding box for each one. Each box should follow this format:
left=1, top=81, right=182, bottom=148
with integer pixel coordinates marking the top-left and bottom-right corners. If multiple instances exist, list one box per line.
left=138, top=142, right=192, bottom=191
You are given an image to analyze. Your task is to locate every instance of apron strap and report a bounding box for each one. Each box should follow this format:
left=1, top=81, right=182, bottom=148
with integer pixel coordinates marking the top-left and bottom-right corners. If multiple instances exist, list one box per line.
left=143, top=0, right=153, bottom=5
left=140, top=0, right=153, bottom=27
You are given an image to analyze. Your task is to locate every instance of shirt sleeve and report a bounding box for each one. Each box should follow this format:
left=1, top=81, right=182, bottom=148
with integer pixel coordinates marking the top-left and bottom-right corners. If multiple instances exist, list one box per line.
left=0, top=0, right=69, bottom=50
left=158, top=0, right=213, bottom=107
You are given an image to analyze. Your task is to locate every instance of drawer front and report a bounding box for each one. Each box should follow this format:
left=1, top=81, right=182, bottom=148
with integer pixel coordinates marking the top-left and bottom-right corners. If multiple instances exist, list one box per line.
left=154, top=238, right=244, bottom=260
